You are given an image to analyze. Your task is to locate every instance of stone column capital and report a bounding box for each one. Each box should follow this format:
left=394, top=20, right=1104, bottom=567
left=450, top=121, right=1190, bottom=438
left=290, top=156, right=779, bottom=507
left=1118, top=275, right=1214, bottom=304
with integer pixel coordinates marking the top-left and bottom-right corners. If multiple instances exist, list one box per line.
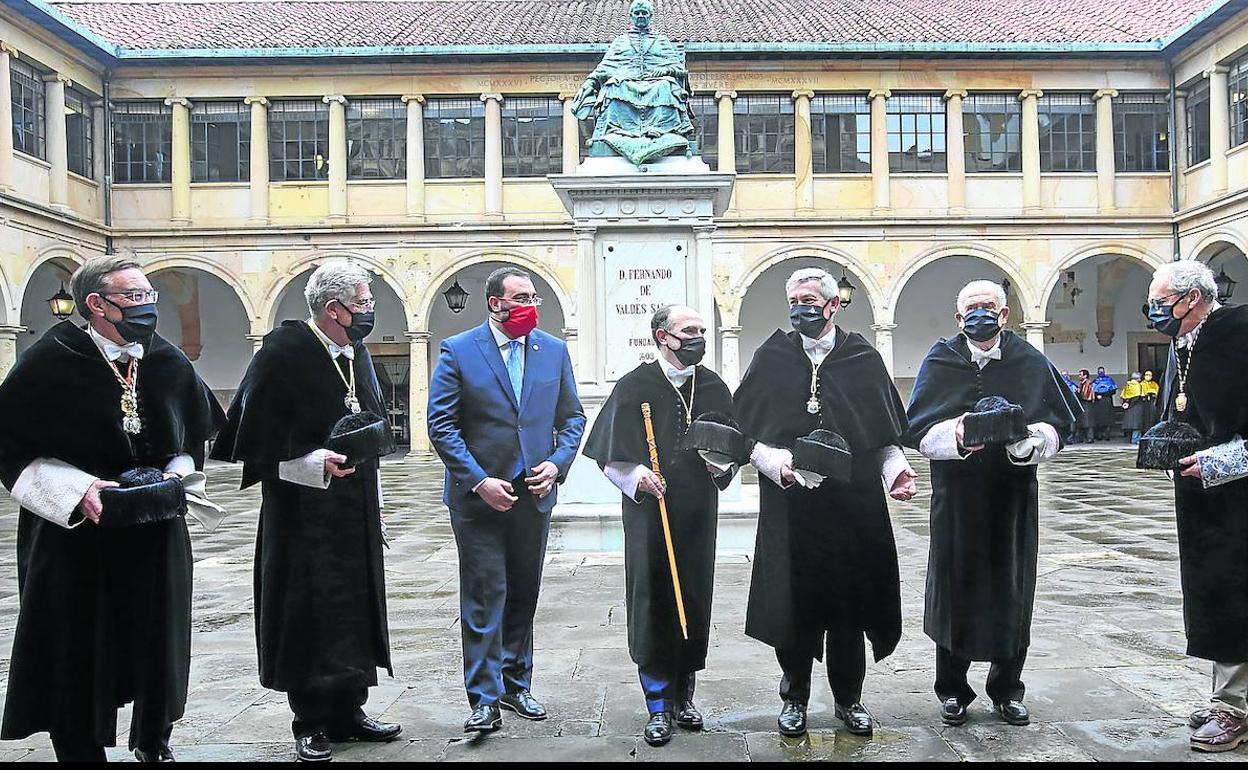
left=1018, top=89, right=1044, bottom=101
left=692, top=223, right=717, bottom=235
left=322, top=94, right=347, bottom=106
left=868, top=89, right=892, bottom=101
left=1020, top=321, right=1051, bottom=330
left=561, top=327, right=578, bottom=340
left=720, top=325, right=742, bottom=337
left=943, top=89, right=968, bottom=101
left=0, top=325, right=25, bottom=338
left=871, top=323, right=898, bottom=332
left=401, top=93, right=426, bottom=105
left=0, top=42, right=17, bottom=56
left=1205, top=65, right=1231, bottom=78
left=406, top=331, right=433, bottom=344
left=791, top=89, right=815, bottom=101
left=558, top=91, right=579, bottom=101
left=164, top=96, right=192, bottom=109
left=714, top=90, right=737, bottom=101
left=1094, top=89, right=1119, bottom=101
left=244, top=96, right=269, bottom=107
left=42, top=72, right=71, bottom=85
left=573, top=225, right=597, bottom=238
left=480, top=92, right=504, bottom=104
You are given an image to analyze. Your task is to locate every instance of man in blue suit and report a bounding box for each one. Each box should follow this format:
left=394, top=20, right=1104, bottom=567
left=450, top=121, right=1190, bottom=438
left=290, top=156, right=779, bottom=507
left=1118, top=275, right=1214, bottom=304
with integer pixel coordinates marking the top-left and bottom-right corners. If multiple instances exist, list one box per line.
left=428, top=266, right=586, bottom=733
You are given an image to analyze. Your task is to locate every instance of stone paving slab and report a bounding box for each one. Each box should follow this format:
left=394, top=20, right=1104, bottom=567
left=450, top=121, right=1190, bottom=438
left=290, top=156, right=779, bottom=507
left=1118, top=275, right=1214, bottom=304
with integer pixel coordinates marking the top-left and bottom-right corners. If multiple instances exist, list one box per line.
left=0, top=447, right=1240, bottom=761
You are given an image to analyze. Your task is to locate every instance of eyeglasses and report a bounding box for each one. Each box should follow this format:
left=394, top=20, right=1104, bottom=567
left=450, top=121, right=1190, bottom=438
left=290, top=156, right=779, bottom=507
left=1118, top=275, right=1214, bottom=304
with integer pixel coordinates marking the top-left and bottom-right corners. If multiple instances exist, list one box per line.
left=104, top=290, right=159, bottom=304
left=337, top=299, right=376, bottom=312
left=1141, top=290, right=1189, bottom=318
left=501, top=295, right=543, bottom=307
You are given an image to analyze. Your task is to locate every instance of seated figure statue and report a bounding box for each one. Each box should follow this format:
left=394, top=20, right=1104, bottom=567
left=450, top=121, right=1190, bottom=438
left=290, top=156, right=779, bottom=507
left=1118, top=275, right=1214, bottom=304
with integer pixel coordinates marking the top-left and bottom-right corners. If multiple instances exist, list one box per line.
left=571, top=0, right=697, bottom=166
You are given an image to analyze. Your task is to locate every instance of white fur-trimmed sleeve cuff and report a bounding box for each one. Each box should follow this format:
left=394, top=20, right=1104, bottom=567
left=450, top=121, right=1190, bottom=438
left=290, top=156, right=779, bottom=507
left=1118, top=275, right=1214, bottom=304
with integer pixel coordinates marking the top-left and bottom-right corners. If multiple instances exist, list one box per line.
left=604, top=462, right=647, bottom=502
left=877, top=444, right=912, bottom=489
left=10, top=458, right=96, bottom=529
left=163, top=453, right=196, bottom=478
left=750, top=443, right=795, bottom=488
left=918, top=417, right=970, bottom=461
left=1197, top=437, right=1248, bottom=489
left=1006, top=422, right=1061, bottom=466
left=278, top=449, right=333, bottom=489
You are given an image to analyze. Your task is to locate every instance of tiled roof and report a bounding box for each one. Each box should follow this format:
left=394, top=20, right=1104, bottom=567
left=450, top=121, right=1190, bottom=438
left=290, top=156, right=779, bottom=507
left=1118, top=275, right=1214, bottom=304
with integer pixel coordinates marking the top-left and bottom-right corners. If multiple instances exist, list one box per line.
left=42, top=0, right=1228, bottom=54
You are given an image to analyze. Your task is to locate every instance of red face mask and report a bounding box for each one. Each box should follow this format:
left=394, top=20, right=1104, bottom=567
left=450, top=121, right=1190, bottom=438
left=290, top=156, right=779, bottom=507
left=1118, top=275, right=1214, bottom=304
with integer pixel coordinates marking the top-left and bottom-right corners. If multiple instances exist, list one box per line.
left=498, top=303, right=539, bottom=338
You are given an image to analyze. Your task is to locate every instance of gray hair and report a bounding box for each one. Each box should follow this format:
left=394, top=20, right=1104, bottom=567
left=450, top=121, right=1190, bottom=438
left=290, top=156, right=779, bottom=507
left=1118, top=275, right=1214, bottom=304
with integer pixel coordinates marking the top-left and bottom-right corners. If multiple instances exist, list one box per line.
left=304, top=261, right=372, bottom=316
left=1154, top=261, right=1218, bottom=305
left=956, top=280, right=1008, bottom=313
left=784, top=268, right=838, bottom=302
left=70, top=255, right=143, bottom=319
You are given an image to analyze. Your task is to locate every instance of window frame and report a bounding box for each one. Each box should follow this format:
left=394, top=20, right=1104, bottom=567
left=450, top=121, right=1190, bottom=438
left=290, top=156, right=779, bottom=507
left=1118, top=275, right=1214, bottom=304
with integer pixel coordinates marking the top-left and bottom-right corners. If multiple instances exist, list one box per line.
left=423, top=97, right=487, bottom=179
left=1038, top=93, right=1097, bottom=173
left=963, top=93, right=1022, bottom=173
left=733, top=93, right=795, bottom=175
left=267, top=99, right=330, bottom=183
left=347, top=97, right=406, bottom=180
left=885, top=93, right=947, bottom=174
left=112, top=101, right=173, bottom=184
left=65, top=85, right=93, bottom=178
left=501, top=95, right=562, bottom=178
left=191, top=100, right=251, bottom=183
left=1113, top=92, right=1170, bottom=173
left=810, top=93, right=871, bottom=174
left=10, top=58, right=46, bottom=160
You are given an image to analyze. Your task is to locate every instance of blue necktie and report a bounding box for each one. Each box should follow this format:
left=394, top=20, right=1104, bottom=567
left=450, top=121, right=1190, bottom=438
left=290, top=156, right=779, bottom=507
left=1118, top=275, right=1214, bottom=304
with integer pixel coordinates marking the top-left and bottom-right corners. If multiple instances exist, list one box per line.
left=506, top=340, right=524, bottom=405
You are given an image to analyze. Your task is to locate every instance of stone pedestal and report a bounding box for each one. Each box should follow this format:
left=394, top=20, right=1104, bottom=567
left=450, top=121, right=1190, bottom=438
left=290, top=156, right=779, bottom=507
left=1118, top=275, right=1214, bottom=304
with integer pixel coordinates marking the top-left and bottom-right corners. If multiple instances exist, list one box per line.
left=549, top=156, right=735, bottom=505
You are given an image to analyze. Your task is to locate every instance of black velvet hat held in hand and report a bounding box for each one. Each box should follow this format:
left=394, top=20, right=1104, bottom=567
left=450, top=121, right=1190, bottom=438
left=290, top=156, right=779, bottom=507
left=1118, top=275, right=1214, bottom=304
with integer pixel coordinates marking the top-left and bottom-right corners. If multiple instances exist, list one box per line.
left=793, top=429, right=853, bottom=485
left=680, top=411, right=753, bottom=466
left=97, top=467, right=187, bottom=528
left=1137, top=420, right=1205, bottom=470
left=326, top=411, right=390, bottom=468
left=962, top=396, right=1029, bottom=446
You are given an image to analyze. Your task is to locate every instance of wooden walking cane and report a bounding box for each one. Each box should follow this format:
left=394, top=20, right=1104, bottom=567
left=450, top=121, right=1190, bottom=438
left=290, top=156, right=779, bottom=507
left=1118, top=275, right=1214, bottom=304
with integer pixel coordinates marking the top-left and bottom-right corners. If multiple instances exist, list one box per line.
left=641, top=402, right=690, bottom=641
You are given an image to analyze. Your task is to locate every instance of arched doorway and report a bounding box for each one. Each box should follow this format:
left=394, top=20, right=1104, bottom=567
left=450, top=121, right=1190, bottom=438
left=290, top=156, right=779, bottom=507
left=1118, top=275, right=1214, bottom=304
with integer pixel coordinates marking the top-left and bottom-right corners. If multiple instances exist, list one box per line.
left=426, top=260, right=568, bottom=359
left=892, top=255, right=1024, bottom=400
left=1041, top=254, right=1161, bottom=382
left=737, top=256, right=875, bottom=376
left=1197, top=240, right=1247, bottom=306
left=273, top=266, right=412, bottom=444
left=150, top=267, right=251, bottom=407
left=18, top=256, right=79, bottom=358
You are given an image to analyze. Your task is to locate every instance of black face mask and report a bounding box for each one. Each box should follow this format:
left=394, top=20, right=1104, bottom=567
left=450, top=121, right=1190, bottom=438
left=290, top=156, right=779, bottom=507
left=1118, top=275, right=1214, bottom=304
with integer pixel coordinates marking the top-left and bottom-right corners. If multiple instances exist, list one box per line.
left=663, top=334, right=706, bottom=367
left=104, top=298, right=159, bottom=344
left=961, top=308, right=1002, bottom=343
left=336, top=307, right=375, bottom=342
left=790, top=303, right=830, bottom=339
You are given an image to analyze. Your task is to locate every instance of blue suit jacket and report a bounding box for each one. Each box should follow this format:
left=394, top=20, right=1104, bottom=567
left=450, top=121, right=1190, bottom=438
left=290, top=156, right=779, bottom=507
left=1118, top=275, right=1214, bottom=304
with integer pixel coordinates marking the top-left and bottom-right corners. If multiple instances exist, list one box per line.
left=427, top=321, right=586, bottom=514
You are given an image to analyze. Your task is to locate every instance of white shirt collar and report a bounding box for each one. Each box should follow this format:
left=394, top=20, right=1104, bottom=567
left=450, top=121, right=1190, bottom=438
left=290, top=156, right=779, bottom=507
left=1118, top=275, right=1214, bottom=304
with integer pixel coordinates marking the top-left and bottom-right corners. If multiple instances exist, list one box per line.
left=660, top=357, right=695, bottom=388
left=87, top=324, right=144, bottom=362
left=490, top=321, right=525, bottom=350
left=306, top=319, right=354, bottom=360
left=1177, top=301, right=1221, bottom=349
left=801, top=330, right=837, bottom=353
left=966, top=335, right=1002, bottom=369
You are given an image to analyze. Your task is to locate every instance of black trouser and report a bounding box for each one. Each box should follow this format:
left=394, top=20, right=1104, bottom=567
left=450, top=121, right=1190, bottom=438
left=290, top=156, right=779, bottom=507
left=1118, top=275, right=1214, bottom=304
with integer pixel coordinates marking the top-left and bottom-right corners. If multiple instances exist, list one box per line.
left=935, top=646, right=1028, bottom=706
left=288, top=686, right=368, bottom=739
left=776, top=628, right=867, bottom=708
left=50, top=733, right=107, bottom=763
left=50, top=705, right=173, bottom=762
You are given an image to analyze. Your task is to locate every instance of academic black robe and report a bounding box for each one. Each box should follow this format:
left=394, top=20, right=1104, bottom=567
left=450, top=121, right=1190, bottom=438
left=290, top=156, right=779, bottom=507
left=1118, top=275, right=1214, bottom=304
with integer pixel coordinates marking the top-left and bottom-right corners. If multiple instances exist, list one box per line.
left=1160, top=305, right=1248, bottom=662
left=583, top=362, right=735, bottom=671
left=906, top=331, right=1080, bottom=660
left=211, top=320, right=395, bottom=693
left=0, top=321, right=222, bottom=748
left=735, top=329, right=907, bottom=661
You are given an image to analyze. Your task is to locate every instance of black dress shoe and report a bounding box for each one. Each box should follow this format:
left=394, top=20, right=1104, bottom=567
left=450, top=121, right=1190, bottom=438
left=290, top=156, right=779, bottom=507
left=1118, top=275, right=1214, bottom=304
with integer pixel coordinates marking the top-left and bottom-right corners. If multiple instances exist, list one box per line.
left=674, top=700, right=704, bottom=731
left=295, top=733, right=332, bottom=763
left=327, top=716, right=403, bottom=743
left=777, top=700, right=807, bottom=737
left=834, top=702, right=874, bottom=736
left=940, top=697, right=968, bottom=727
left=643, top=712, right=673, bottom=747
left=464, top=703, right=503, bottom=733
left=996, top=700, right=1030, bottom=726
left=134, top=746, right=175, bottom=763
left=499, top=690, right=548, bottom=721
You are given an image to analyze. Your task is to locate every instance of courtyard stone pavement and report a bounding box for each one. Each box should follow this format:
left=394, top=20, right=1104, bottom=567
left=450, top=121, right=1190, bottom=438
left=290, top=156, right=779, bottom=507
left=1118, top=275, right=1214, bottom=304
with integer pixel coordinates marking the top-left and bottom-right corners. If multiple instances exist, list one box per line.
left=0, top=446, right=1241, bottom=762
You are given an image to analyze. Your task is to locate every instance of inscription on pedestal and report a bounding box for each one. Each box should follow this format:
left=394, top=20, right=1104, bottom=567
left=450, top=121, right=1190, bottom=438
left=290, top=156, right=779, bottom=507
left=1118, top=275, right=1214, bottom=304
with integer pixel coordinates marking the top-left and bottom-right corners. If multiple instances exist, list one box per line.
left=603, top=239, right=688, bottom=380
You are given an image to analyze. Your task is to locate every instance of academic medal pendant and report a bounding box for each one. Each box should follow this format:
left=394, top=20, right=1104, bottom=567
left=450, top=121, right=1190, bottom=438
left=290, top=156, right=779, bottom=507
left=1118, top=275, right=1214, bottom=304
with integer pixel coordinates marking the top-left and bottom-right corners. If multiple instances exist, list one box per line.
left=346, top=395, right=362, bottom=414
left=121, top=388, right=142, bottom=434
left=806, top=396, right=821, bottom=415
left=1175, top=392, right=1188, bottom=413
